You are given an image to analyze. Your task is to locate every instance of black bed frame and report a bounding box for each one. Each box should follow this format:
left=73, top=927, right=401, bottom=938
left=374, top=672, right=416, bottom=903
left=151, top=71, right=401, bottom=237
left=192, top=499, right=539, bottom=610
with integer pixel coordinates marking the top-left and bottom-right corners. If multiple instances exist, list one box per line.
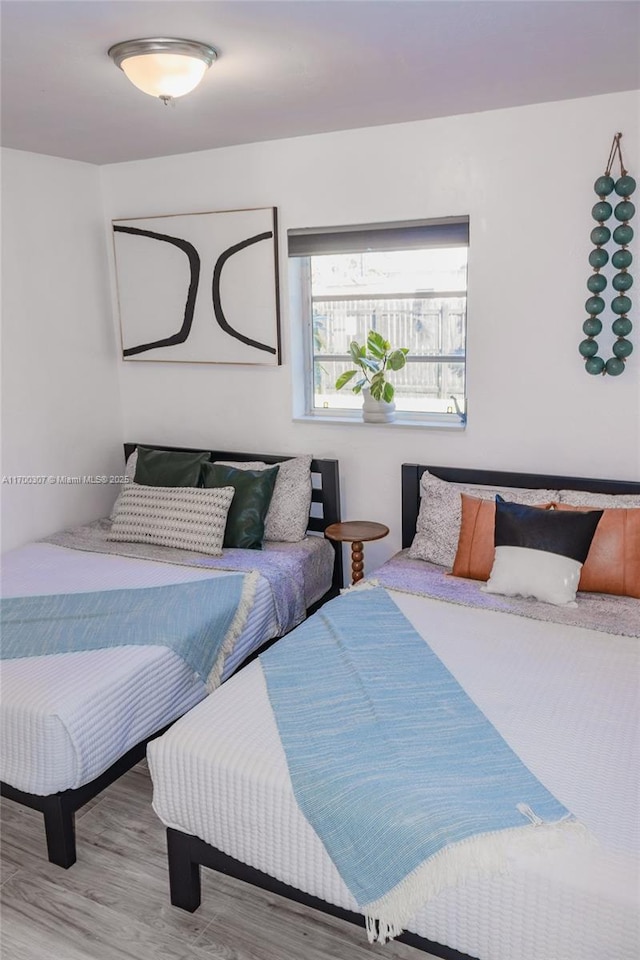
left=1, top=726, right=170, bottom=869
left=164, top=462, right=640, bottom=960
left=1, top=444, right=342, bottom=868
left=166, top=829, right=473, bottom=960
left=401, top=463, right=640, bottom=548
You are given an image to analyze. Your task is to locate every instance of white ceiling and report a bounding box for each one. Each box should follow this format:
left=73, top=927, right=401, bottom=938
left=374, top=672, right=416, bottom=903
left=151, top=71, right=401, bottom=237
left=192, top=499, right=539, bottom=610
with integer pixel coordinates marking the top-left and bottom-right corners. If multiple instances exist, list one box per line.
left=1, top=0, right=639, bottom=166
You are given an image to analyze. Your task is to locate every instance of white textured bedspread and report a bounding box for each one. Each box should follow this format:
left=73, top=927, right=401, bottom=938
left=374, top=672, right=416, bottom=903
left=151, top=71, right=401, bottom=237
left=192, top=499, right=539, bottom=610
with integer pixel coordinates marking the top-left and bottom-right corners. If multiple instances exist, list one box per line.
left=0, top=543, right=277, bottom=795
left=149, top=586, right=639, bottom=960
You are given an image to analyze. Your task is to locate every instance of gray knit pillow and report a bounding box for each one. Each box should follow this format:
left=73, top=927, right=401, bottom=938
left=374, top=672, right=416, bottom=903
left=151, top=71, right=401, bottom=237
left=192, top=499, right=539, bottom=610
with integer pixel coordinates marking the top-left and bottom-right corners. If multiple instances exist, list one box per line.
left=408, top=470, right=558, bottom=568
left=109, top=449, right=138, bottom=520
left=215, top=456, right=312, bottom=542
left=558, top=488, right=640, bottom=509
left=108, top=484, right=234, bottom=556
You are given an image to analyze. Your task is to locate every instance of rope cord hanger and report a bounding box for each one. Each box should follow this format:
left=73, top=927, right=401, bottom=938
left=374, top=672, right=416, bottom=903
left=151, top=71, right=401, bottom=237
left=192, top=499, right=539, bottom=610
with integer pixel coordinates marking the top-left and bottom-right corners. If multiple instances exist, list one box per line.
left=580, top=132, right=635, bottom=376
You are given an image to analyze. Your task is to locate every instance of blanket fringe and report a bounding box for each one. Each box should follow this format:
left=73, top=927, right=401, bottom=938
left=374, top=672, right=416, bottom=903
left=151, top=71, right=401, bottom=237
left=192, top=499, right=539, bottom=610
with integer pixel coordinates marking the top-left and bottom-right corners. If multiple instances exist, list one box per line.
left=363, top=817, right=590, bottom=944
left=345, top=579, right=378, bottom=593
left=206, top=571, right=259, bottom=692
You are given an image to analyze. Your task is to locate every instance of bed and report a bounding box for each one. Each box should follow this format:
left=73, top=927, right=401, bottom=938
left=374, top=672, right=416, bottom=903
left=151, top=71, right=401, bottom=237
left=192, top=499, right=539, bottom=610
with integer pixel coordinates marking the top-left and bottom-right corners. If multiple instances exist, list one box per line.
left=147, top=463, right=639, bottom=960
left=0, top=443, right=342, bottom=868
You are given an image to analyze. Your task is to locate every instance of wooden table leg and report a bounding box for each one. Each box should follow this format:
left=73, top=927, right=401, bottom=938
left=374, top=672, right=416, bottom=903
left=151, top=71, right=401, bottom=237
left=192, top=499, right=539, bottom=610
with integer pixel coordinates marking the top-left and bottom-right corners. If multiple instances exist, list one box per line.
left=351, top=541, right=364, bottom=584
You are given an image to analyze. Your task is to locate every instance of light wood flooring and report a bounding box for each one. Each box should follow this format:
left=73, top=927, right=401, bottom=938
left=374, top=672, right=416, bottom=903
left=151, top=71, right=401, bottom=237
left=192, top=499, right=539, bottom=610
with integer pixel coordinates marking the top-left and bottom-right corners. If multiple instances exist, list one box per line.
left=1, top=762, right=435, bottom=960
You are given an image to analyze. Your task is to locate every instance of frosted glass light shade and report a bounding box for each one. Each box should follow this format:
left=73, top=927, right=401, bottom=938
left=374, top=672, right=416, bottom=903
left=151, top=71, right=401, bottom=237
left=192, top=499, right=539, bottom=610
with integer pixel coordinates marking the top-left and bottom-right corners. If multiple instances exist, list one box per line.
left=109, top=39, right=217, bottom=101
left=121, top=54, right=208, bottom=98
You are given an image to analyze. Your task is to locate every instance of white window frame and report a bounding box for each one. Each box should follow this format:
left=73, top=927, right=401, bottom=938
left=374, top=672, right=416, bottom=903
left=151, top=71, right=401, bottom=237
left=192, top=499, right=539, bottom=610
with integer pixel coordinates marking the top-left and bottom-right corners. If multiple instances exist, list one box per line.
left=289, top=217, right=469, bottom=427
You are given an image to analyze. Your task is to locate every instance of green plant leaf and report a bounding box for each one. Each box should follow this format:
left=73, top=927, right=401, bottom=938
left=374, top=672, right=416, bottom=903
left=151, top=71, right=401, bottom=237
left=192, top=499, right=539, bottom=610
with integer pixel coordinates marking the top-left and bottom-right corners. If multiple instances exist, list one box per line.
left=367, top=330, right=390, bottom=356
left=382, top=382, right=395, bottom=403
left=335, top=369, right=357, bottom=391
left=353, top=378, right=367, bottom=394
left=360, top=357, right=380, bottom=373
left=349, top=340, right=365, bottom=363
left=369, top=371, right=386, bottom=400
left=387, top=349, right=407, bottom=371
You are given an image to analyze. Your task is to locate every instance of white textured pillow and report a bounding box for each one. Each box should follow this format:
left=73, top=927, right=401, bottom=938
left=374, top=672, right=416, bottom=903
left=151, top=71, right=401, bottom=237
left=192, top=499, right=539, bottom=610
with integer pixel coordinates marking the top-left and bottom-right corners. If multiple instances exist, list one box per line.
left=109, top=449, right=138, bottom=520
left=408, top=470, right=559, bottom=567
left=215, top=456, right=312, bottom=542
left=125, top=448, right=138, bottom=481
left=558, top=488, right=640, bottom=509
left=108, top=484, right=234, bottom=556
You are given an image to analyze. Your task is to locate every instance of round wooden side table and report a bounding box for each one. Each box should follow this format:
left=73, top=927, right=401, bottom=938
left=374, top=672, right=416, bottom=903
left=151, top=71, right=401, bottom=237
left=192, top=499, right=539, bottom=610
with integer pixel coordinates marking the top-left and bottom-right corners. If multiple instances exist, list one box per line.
left=324, top=520, right=390, bottom=585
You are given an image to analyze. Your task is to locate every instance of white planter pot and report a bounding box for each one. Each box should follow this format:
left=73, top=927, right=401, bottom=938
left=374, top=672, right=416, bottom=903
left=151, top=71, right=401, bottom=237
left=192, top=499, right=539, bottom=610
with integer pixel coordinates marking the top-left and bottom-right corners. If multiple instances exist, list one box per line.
left=362, top=387, right=396, bottom=423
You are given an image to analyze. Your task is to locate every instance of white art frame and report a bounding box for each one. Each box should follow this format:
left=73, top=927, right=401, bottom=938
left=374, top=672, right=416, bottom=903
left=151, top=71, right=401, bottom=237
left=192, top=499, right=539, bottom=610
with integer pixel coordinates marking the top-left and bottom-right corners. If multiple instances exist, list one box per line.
left=112, top=207, right=281, bottom=364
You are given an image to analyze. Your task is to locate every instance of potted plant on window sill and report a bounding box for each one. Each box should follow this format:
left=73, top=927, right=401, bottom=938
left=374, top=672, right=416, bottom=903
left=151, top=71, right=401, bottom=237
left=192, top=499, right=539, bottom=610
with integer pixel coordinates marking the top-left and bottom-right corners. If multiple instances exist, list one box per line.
left=335, top=331, right=409, bottom=423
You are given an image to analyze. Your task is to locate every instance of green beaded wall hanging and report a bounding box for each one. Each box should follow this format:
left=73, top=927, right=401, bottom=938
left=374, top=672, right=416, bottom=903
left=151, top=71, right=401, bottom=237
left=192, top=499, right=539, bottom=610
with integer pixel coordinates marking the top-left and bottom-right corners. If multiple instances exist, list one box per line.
left=581, top=132, right=635, bottom=376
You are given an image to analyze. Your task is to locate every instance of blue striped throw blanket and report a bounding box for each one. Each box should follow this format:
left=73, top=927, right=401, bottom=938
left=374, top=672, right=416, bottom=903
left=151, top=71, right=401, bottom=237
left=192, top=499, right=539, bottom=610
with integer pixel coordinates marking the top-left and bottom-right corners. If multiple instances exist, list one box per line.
left=1, top=574, right=251, bottom=691
left=261, top=587, right=582, bottom=943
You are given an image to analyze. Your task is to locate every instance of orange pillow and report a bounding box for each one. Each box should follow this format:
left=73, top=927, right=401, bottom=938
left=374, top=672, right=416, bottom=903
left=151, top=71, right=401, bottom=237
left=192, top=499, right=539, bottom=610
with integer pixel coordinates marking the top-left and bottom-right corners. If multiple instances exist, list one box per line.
left=451, top=494, right=497, bottom=580
left=452, top=494, right=554, bottom=581
left=552, top=503, right=640, bottom=598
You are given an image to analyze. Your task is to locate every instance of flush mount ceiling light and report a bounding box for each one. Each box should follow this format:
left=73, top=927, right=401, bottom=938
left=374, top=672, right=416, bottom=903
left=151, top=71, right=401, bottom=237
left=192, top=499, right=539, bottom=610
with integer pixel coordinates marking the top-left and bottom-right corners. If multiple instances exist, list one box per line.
left=108, top=38, right=217, bottom=104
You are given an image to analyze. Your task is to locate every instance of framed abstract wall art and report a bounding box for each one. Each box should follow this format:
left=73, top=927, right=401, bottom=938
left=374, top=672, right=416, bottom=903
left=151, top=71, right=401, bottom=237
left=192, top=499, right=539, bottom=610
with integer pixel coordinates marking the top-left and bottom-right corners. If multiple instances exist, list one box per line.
left=112, top=206, right=281, bottom=364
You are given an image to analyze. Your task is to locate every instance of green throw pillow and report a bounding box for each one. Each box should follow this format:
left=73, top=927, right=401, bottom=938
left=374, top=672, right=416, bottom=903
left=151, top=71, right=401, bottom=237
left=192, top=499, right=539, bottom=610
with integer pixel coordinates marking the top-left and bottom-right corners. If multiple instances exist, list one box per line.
left=134, top=447, right=210, bottom=487
left=201, top=462, right=280, bottom=550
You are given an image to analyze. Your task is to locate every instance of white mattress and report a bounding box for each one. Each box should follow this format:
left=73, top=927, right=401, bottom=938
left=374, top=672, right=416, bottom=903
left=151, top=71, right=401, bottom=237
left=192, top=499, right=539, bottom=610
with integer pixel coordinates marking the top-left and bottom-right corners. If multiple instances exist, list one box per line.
left=148, top=588, right=640, bottom=960
left=1, top=543, right=279, bottom=795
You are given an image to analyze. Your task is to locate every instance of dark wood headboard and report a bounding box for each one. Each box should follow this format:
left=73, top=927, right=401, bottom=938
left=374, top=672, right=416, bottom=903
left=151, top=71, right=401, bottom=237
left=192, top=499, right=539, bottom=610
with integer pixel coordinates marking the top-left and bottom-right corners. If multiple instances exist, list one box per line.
left=124, top=444, right=343, bottom=601
left=401, top=463, right=640, bottom=549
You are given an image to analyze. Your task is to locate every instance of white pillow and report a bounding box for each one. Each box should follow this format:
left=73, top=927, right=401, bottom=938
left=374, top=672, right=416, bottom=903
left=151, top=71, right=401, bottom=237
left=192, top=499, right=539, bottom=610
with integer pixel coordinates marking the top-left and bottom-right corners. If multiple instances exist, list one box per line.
left=108, top=483, right=234, bottom=556
left=483, top=547, right=583, bottom=607
left=408, top=470, right=559, bottom=567
left=215, top=456, right=312, bottom=542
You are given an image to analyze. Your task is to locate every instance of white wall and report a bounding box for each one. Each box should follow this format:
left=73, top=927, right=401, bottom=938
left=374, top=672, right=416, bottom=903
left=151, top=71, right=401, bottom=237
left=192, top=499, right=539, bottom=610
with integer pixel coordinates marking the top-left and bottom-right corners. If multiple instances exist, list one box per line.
left=1, top=149, right=123, bottom=551
left=100, top=91, right=639, bottom=575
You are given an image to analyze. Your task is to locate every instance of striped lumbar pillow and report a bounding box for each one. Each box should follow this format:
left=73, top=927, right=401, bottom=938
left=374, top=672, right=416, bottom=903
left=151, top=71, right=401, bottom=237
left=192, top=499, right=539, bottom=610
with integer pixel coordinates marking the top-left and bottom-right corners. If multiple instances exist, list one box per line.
left=108, top=483, right=235, bottom=556
left=482, top=496, right=603, bottom=606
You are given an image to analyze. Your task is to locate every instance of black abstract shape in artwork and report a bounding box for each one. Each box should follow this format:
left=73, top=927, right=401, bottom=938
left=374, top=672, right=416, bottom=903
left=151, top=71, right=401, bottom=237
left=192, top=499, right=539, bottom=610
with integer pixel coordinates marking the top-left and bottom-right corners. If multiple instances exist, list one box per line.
left=114, top=225, right=200, bottom=357
left=212, top=232, right=277, bottom=355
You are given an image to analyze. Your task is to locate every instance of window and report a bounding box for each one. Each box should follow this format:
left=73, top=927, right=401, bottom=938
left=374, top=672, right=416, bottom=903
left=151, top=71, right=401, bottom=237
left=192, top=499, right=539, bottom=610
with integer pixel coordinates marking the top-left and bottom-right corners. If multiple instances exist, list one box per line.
left=288, top=218, right=469, bottom=423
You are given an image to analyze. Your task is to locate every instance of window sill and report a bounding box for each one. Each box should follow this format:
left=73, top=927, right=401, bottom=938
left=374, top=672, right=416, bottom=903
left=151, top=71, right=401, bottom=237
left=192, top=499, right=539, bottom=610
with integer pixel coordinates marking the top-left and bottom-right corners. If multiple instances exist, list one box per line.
left=292, top=414, right=466, bottom=431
